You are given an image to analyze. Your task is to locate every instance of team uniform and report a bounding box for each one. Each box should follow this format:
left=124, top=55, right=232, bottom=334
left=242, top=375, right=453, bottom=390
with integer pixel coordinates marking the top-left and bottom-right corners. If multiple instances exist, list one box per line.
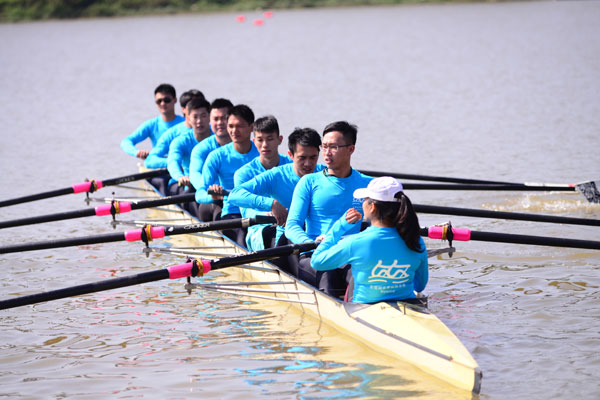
left=144, top=123, right=191, bottom=194
left=121, top=115, right=184, bottom=157
left=285, top=169, right=372, bottom=295
left=189, top=135, right=220, bottom=191
left=195, top=142, right=259, bottom=244
left=311, top=216, right=428, bottom=303
left=167, top=130, right=213, bottom=194
left=232, top=155, right=291, bottom=251
left=229, top=163, right=326, bottom=250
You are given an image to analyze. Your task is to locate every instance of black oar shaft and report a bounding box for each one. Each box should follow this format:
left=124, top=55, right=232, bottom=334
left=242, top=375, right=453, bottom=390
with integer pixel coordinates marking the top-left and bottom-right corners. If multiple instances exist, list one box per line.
left=0, top=169, right=168, bottom=208
left=469, top=231, right=600, bottom=250
left=0, top=240, right=315, bottom=310
left=361, top=170, right=519, bottom=185
left=211, top=242, right=318, bottom=269
left=0, top=193, right=196, bottom=229
left=0, top=270, right=168, bottom=310
left=422, top=227, right=600, bottom=250
left=403, top=183, right=574, bottom=192
left=414, top=204, right=600, bottom=227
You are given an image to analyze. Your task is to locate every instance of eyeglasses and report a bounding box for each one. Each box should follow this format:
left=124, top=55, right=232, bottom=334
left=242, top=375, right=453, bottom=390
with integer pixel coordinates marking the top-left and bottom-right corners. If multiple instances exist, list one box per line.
left=322, top=144, right=352, bottom=152
left=155, top=97, right=173, bottom=105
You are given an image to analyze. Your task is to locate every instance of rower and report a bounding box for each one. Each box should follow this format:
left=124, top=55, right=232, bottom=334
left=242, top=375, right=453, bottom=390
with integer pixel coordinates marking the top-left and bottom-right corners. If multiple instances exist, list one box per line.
left=144, top=89, right=205, bottom=194
left=284, top=121, right=372, bottom=296
left=166, top=97, right=212, bottom=198
left=229, top=127, right=324, bottom=272
left=121, top=83, right=184, bottom=160
left=188, top=98, right=234, bottom=221
left=231, top=115, right=291, bottom=251
left=311, top=177, right=428, bottom=303
left=195, top=104, right=259, bottom=245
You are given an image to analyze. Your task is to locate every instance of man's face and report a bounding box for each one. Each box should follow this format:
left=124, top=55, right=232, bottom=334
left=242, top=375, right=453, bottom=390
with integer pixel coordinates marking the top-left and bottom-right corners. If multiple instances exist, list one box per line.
left=290, top=144, right=320, bottom=177
left=253, top=131, right=282, bottom=159
left=210, top=107, right=229, bottom=138
left=228, top=115, right=253, bottom=144
left=187, top=107, right=210, bottom=138
left=155, top=92, right=175, bottom=115
left=322, top=131, right=354, bottom=170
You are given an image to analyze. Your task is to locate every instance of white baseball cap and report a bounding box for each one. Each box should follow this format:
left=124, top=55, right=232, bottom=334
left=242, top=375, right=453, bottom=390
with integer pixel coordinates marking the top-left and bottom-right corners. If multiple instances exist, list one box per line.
left=353, top=176, right=403, bottom=202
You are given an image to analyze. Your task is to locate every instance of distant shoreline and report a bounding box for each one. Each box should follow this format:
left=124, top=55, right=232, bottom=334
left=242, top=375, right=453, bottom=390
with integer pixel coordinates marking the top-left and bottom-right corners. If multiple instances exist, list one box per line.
left=1, top=0, right=514, bottom=23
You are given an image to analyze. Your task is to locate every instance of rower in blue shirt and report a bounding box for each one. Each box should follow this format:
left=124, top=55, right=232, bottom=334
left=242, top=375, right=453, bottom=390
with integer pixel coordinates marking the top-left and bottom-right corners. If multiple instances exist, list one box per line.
left=230, top=128, right=324, bottom=254
left=311, top=177, right=428, bottom=303
left=166, top=97, right=212, bottom=197
left=188, top=98, right=233, bottom=222
left=232, top=115, right=291, bottom=251
left=144, top=89, right=205, bottom=194
left=285, top=121, right=372, bottom=296
left=121, top=83, right=184, bottom=160
left=195, top=104, right=259, bottom=244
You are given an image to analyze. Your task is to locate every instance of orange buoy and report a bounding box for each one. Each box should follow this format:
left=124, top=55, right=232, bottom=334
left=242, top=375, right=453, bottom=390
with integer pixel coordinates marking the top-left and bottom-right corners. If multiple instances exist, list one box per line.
left=253, top=19, right=264, bottom=26
left=236, top=15, right=246, bottom=22
left=264, top=11, right=273, bottom=18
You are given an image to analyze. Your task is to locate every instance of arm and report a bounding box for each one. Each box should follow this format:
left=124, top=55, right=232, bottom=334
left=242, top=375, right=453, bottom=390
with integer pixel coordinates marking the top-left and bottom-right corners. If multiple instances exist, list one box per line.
left=413, top=240, right=429, bottom=293
left=121, top=119, right=152, bottom=158
left=229, top=172, right=275, bottom=213
left=144, top=131, right=172, bottom=169
left=311, top=211, right=361, bottom=271
left=189, top=144, right=204, bottom=190
left=284, top=176, right=314, bottom=244
left=194, top=152, right=220, bottom=204
left=166, top=137, right=185, bottom=182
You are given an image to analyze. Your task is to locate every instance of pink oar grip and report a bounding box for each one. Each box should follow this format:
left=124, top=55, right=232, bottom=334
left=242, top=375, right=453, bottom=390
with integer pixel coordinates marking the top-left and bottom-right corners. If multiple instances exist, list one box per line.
left=95, top=202, right=132, bottom=216
left=124, top=226, right=166, bottom=241
left=167, top=262, right=194, bottom=279
left=167, top=260, right=211, bottom=279
left=427, top=226, right=471, bottom=241
left=72, top=180, right=104, bottom=193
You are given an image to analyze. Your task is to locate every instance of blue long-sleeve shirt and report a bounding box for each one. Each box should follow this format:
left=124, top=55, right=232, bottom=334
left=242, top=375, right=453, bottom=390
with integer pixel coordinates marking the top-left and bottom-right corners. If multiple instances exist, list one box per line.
left=189, top=136, right=221, bottom=191
left=195, top=142, right=259, bottom=216
left=145, top=123, right=191, bottom=169
left=311, top=216, right=428, bottom=303
left=285, top=169, right=372, bottom=244
left=121, top=115, right=184, bottom=157
left=167, top=131, right=213, bottom=183
left=232, top=155, right=292, bottom=250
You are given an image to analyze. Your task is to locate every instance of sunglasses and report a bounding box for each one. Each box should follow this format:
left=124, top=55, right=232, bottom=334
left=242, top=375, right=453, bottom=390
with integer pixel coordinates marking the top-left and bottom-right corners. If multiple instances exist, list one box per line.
left=155, top=97, right=173, bottom=105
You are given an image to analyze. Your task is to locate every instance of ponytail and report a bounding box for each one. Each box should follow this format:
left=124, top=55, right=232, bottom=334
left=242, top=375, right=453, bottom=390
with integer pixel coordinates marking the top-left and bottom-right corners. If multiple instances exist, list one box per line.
left=369, top=192, right=424, bottom=253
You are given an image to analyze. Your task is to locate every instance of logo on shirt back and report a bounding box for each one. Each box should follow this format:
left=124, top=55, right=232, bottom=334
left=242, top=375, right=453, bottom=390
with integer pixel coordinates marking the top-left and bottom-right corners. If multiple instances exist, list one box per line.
left=352, top=197, right=364, bottom=210
left=367, top=260, right=410, bottom=284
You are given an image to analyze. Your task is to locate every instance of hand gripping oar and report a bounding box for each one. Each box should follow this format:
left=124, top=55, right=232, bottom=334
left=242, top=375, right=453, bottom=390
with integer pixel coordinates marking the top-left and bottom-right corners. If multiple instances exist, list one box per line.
left=361, top=170, right=600, bottom=204
left=0, top=216, right=276, bottom=254
left=0, top=169, right=169, bottom=208
left=0, top=193, right=196, bottom=229
left=421, top=225, right=600, bottom=250
left=0, top=242, right=317, bottom=310
left=413, top=204, right=600, bottom=227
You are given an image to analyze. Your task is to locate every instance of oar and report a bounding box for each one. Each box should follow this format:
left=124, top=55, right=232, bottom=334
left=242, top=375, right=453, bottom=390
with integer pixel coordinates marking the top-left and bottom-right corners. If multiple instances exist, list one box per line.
left=0, top=169, right=169, bottom=208
left=0, top=242, right=317, bottom=310
left=0, top=216, right=276, bottom=254
left=422, top=226, right=600, bottom=250
left=0, top=193, right=196, bottom=229
left=362, top=170, right=600, bottom=204
left=413, top=204, right=600, bottom=227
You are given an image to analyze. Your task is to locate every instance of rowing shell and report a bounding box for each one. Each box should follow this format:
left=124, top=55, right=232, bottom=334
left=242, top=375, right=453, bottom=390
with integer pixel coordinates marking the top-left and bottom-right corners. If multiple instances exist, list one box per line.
left=128, top=170, right=482, bottom=394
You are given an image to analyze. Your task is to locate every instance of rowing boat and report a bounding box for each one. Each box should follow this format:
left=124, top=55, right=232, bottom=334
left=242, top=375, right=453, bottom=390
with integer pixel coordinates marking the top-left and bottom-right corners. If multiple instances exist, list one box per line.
left=126, top=168, right=483, bottom=394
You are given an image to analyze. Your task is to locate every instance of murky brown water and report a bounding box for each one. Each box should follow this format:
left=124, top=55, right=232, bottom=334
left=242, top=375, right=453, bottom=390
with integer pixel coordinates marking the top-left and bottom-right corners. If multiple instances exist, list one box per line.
left=1, top=2, right=599, bottom=398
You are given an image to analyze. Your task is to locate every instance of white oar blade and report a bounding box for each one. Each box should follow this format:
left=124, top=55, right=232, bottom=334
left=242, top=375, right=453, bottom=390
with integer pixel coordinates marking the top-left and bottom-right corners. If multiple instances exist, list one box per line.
left=575, top=181, right=600, bottom=204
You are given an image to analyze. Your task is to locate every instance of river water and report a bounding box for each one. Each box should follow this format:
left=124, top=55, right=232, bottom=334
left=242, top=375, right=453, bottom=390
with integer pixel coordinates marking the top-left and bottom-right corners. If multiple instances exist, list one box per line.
left=1, top=1, right=599, bottom=398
